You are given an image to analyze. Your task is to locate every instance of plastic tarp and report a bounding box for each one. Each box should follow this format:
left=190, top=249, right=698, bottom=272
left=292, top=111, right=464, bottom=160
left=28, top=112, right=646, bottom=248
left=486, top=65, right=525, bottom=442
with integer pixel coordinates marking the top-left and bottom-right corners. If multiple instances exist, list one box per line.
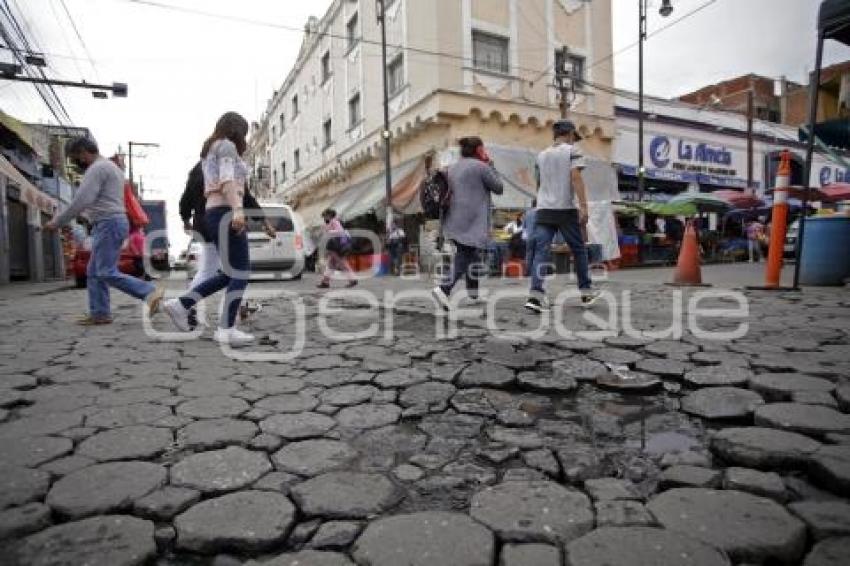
left=338, top=158, right=421, bottom=221
left=668, top=192, right=731, bottom=213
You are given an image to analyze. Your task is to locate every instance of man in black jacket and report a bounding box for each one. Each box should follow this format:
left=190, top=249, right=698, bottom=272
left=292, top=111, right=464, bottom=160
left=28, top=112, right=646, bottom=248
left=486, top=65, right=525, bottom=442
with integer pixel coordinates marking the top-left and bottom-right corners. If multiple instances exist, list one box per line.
left=179, top=162, right=274, bottom=328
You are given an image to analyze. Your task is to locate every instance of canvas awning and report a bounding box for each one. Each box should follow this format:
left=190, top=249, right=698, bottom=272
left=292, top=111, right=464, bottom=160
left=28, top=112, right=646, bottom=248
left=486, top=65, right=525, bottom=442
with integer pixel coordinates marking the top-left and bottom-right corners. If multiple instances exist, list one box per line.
left=0, top=155, right=57, bottom=215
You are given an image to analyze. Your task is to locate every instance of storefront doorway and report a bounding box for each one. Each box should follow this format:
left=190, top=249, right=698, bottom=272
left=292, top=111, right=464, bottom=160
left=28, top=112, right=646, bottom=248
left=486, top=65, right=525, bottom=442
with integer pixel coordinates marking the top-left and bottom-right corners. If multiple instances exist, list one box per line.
left=7, top=196, right=29, bottom=280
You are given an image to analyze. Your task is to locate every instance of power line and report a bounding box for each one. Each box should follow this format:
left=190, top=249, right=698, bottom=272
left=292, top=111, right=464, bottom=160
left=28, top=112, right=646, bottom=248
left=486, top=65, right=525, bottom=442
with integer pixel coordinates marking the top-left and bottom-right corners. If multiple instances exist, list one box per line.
left=58, top=0, right=99, bottom=79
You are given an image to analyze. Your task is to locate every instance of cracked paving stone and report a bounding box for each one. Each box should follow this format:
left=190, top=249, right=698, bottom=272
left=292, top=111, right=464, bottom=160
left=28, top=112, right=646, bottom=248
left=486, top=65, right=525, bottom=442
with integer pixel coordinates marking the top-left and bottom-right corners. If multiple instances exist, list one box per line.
left=647, top=488, right=806, bottom=563
left=245, top=376, right=305, bottom=395
left=255, top=393, right=320, bottom=413
left=47, top=461, right=167, bottom=519
left=95, top=387, right=171, bottom=407
left=170, top=446, right=272, bottom=494
left=0, top=465, right=49, bottom=510
left=260, top=412, right=337, bottom=439
left=0, top=411, right=83, bottom=438
left=809, top=445, right=850, bottom=497
left=374, top=368, right=429, bottom=389
left=176, top=418, right=258, bottom=450
left=680, top=387, right=765, bottom=420
left=517, top=370, right=577, bottom=394
left=588, top=347, right=644, bottom=366
left=418, top=413, right=485, bottom=438
left=442, top=461, right=498, bottom=485
left=246, top=550, right=355, bottom=566
left=11, top=514, right=155, bottom=566
left=86, top=403, right=172, bottom=428
left=802, top=537, right=850, bottom=566
left=521, top=449, right=560, bottom=478
left=335, top=403, right=401, bottom=430
left=643, top=341, right=699, bottom=357
left=300, top=354, right=349, bottom=370
left=272, top=439, right=358, bottom=477
left=253, top=471, right=300, bottom=493
left=470, top=481, right=593, bottom=545
left=594, top=500, right=656, bottom=527
left=320, top=385, right=378, bottom=407
left=500, top=543, right=561, bottom=566
left=749, top=373, right=836, bottom=402
left=487, top=427, right=545, bottom=449
left=177, top=380, right=243, bottom=397
left=76, top=425, right=173, bottom=462
left=174, top=490, right=295, bottom=553
left=308, top=520, right=363, bottom=550
left=291, top=472, right=401, bottom=519
left=346, top=345, right=411, bottom=371
left=39, top=455, right=95, bottom=477
left=456, top=362, right=515, bottom=389
left=711, top=427, right=822, bottom=469
left=723, top=467, right=787, bottom=501
left=250, top=432, right=284, bottom=452
left=482, top=348, right=538, bottom=371
left=583, top=478, right=641, bottom=501
left=305, top=369, right=374, bottom=388
left=450, top=388, right=517, bottom=417
left=393, top=464, right=424, bottom=482
left=683, top=365, right=754, bottom=387
left=0, top=434, right=73, bottom=468
left=0, top=501, right=51, bottom=539
left=352, top=511, right=494, bottom=566
left=176, top=396, right=250, bottom=419
left=793, top=391, right=839, bottom=408
left=691, top=351, right=750, bottom=366
left=133, top=486, right=201, bottom=521
left=634, top=358, right=691, bottom=378
left=565, top=526, right=729, bottom=566
left=0, top=388, right=24, bottom=408
left=836, top=384, right=850, bottom=412
left=659, top=465, right=722, bottom=489
left=787, top=500, right=850, bottom=540
left=399, top=382, right=457, bottom=408
left=551, top=358, right=608, bottom=382
left=754, top=403, right=850, bottom=437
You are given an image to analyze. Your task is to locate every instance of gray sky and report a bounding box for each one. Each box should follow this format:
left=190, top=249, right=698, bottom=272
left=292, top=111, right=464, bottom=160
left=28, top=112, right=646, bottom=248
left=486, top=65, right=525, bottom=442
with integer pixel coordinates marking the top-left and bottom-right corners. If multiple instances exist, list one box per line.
left=2, top=0, right=849, bottom=250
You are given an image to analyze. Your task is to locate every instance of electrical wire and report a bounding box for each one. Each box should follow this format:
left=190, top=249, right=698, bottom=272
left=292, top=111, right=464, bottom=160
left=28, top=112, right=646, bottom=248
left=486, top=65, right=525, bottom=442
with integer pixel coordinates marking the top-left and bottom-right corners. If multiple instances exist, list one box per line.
left=58, top=0, right=99, bottom=79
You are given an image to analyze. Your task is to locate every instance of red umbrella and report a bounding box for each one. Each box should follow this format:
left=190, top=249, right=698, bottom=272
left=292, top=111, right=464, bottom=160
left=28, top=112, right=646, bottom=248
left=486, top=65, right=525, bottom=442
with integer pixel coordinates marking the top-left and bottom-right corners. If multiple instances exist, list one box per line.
left=712, top=189, right=764, bottom=209
left=765, top=185, right=829, bottom=201
left=821, top=183, right=850, bottom=202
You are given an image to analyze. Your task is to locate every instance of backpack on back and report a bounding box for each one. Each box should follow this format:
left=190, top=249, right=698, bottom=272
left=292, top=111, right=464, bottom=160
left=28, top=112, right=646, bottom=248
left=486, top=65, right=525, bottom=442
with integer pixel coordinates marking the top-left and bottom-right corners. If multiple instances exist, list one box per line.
left=418, top=169, right=451, bottom=220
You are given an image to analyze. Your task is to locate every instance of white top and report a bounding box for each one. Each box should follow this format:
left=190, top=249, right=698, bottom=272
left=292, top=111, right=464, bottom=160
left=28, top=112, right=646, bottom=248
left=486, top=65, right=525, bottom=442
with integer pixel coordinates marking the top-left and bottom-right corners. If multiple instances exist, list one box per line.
left=535, top=142, right=586, bottom=210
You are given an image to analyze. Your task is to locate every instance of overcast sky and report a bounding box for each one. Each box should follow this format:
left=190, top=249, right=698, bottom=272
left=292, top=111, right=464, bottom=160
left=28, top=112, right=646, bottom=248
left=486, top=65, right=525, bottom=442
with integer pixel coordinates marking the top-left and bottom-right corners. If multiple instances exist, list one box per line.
left=2, top=0, right=849, bottom=251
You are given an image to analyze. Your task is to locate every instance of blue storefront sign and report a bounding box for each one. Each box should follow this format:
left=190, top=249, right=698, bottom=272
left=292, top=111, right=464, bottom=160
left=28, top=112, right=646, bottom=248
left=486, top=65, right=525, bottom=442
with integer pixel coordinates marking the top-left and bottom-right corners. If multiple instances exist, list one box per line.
left=818, top=164, right=850, bottom=186
left=634, top=135, right=755, bottom=189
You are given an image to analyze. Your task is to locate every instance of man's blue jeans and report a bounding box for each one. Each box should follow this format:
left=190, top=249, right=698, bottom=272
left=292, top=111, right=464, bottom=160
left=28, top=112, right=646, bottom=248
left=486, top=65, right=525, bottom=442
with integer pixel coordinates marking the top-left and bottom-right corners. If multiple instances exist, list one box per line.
left=529, top=212, right=591, bottom=293
left=87, top=215, right=155, bottom=317
left=440, top=241, right=484, bottom=298
left=179, top=207, right=249, bottom=329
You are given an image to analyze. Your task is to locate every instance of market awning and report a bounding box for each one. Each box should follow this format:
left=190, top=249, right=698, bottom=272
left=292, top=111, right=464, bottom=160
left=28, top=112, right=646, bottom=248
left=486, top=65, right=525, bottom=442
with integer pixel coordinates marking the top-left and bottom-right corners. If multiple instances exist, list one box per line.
left=668, top=192, right=731, bottom=213
left=821, top=182, right=850, bottom=202
left=616, top=200, right=697, bottom=217
left=0, top=155, right=57, bottom=215
left=712, top=189, right=764, bottom=209
left=338, top=158, right=422, bottom=222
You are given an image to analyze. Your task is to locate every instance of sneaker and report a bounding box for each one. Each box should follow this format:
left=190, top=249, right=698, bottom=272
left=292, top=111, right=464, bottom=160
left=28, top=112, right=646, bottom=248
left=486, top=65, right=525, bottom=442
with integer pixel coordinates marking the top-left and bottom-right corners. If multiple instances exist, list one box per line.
left=213, top=327, right=255, bottom=345
left=76, top=315, right=113, bottom=326
left=580, top=290, right=602, bottom=307
left=524, top=295, right=550, bottom=313
left=431, top=286, right=451, bottom=311
left=164, top=298, right=192, bottom=332
left=146, top=285, right=165, bottom=316
left=346, top=280, right=358, bottom=288
left=316, top=281, right=330, bottom=289
left=187, top=307, right=199, bottom=331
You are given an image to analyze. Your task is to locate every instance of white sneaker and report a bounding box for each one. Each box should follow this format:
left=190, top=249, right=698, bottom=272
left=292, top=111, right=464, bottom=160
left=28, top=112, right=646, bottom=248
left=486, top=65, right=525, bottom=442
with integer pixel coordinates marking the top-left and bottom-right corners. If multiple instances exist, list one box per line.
left=431, top=286, right=451, bottom=311
left=213, top=327, right=255, bottom=345
left=164, top=299, right=191, bottom=332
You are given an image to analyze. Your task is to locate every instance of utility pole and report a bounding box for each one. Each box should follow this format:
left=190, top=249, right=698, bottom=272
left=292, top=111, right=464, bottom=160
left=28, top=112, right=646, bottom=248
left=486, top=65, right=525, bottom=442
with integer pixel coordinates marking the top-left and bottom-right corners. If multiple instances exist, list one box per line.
left=555, top=46, right=574, bottom=119
left=128, top=141, right=159, bottom=196
left=747, top=88, right=754, bottom=192
left=377, top=0, right=394, bottom=237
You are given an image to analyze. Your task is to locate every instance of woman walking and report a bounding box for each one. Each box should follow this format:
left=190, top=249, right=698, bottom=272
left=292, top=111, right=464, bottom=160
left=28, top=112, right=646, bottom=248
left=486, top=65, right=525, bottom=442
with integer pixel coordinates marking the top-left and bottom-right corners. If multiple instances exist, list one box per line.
left=163, top=112, right=255, bottom=344
left=318, top=208, right=357, bottom=288
left=431, top=137, right=503, bottom=309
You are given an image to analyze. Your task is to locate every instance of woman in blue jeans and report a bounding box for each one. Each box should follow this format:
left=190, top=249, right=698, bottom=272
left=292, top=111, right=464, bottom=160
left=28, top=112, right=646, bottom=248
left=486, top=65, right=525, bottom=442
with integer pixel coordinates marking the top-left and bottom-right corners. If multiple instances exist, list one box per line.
left=164, top=112, right=255, bottom=345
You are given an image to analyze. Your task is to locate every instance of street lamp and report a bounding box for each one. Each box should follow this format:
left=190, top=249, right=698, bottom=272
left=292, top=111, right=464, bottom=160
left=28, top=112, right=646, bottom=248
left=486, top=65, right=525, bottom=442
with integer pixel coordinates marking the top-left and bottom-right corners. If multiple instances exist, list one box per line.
left=637, top=0, right=673, bottom=202
left=128, top=141, right=159, bottom=197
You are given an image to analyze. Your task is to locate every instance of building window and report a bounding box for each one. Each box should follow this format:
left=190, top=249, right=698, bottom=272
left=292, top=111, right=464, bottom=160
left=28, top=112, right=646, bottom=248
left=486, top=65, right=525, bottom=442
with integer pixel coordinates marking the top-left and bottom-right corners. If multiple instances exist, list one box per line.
left=388, top=54, right=404, bottom=97
left=555, top=50, right=585, bottom=85
left=279, top=114, right=286, bottom=135
left=271, top=125, right=277, bottom=139
left=321, top=51, right=331, bottom=84
left=292, top=95, right=299, bottom=118
left=473, top=30, right=509, bottom=74
left=294, top=149, right=301, bottom=172
left=346, top=12, right=359, bottom=51
left=281, top=161, right=286, bottom=182
left=273, top=169, right=278, bottom=186
left=323, top=119, right=333, bottom=149
left=348, top=93, right=362, bottom=129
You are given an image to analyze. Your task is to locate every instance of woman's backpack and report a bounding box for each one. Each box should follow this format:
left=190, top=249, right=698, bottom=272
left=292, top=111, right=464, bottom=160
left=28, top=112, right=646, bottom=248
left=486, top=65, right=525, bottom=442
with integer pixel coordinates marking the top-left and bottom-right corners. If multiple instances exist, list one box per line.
left=419, top=170, right=451, bottom=220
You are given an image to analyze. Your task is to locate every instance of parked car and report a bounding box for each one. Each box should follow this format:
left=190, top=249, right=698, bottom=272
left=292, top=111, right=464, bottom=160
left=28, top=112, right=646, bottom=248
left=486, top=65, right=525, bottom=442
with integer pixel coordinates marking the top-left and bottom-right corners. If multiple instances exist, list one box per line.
left=185, top=240, right=202, bottom=281
left=141, top=200, right=170, bottom=272
left=72, top=236, right=142, bottom=288
left=247, top=203, right=305, bottom=279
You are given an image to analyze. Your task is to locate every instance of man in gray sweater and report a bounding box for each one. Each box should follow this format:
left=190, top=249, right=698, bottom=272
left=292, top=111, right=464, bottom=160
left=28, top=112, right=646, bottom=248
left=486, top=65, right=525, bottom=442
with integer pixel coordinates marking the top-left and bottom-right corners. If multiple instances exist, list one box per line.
left=46, top=137, right=163, bottom=324
left=432, top=137, right=503, bottom=310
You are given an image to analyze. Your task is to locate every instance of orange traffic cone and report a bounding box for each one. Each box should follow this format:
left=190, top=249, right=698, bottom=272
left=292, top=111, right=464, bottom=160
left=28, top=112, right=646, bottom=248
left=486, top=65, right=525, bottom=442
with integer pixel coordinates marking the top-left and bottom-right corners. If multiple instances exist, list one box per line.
left=669, top=220, right=710, bottom=287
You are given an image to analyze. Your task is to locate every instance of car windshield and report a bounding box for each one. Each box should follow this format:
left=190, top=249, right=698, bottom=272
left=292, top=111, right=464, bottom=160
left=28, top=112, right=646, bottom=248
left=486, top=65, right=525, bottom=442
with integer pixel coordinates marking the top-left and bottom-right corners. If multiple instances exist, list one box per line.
left=247, top=208, right=294, bottom=233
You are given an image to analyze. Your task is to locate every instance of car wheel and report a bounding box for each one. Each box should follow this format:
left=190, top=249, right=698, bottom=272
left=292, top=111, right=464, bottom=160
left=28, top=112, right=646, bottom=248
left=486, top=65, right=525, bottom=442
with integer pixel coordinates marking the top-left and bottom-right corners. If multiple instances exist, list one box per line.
left=75, top=276, right=87, bottom=289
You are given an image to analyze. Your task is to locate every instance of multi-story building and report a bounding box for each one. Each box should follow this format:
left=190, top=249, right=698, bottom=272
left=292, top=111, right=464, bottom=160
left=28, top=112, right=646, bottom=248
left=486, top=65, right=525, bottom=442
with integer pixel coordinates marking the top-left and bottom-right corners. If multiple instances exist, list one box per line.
left=260, top=0, right=615, bottom=227
left=245, top=114, right=272, bottom=200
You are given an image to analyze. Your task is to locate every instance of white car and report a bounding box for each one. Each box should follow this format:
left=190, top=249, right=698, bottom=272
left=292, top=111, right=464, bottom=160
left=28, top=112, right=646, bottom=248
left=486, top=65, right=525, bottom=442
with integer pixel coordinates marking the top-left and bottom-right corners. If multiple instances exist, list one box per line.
left=247, top=203, right=305, bottom=279
left=784, top=219, right=799, bottom=259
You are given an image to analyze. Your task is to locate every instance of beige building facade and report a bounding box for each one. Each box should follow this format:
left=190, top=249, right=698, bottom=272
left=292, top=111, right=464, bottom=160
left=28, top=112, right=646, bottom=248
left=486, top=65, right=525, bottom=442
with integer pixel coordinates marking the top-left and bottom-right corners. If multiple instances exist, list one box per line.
left=259, top=0, right=615, bottom=225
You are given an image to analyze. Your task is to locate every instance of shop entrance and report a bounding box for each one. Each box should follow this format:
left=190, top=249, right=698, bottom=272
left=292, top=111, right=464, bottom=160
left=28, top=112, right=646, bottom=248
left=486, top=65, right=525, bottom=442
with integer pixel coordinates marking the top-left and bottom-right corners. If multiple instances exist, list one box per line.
left=7, top=197, right=29, bottom=280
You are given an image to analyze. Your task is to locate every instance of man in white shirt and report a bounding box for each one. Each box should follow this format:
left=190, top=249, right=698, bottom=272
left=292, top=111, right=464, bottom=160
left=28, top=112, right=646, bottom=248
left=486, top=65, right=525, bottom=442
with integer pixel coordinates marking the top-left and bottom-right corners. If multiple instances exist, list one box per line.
left=525, top=120, right=600, bottom=312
